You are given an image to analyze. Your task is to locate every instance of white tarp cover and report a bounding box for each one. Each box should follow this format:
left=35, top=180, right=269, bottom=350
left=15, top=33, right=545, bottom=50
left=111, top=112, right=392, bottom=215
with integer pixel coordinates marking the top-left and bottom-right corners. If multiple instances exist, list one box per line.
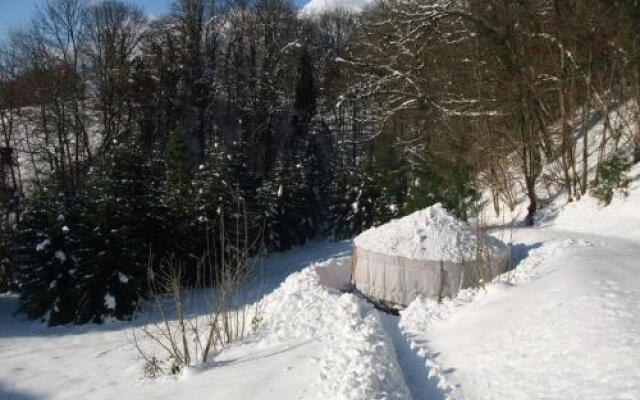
left=352, top=245, right=509, bottom=306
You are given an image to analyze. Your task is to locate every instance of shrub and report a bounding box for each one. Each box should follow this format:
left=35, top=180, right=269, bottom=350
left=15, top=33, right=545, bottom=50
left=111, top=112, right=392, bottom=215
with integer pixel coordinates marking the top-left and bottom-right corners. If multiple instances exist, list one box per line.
left=591, top=154, right=632, bottom=206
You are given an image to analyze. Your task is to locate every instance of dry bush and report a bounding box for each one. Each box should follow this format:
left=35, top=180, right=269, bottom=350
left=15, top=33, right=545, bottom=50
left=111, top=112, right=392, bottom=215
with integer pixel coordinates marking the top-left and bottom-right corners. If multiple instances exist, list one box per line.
left=132, top=214, right=265, bottom=377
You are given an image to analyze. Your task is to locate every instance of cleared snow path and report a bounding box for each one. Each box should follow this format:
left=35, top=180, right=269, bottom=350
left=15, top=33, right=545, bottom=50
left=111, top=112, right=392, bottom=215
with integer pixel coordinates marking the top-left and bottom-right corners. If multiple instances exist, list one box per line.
left=379, top=312, right=447, bottom=400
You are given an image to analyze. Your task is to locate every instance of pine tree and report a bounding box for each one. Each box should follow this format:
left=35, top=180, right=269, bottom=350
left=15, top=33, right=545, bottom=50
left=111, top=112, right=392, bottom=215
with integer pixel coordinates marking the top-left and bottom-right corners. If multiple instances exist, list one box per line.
left=294, top=44, right=317, bottom=126
left=166, top=125, right=194, bottom=206
left=159, top=125, right=199, bottom=274
left=331, top=162, right=378, bottom=239
left=302, top=129, right=334, bottom=235
left=77, top=142, right=157, bottom=323
left=255, top=152, right=315, bottom=253
left=256, top=158, right=288, bottom=253
left=330, top=131, right=404, bottom=240
left=192, top=138, right=239, bottom=280
left=0, top=218, right=13, bottom=293
left=14, top=179, right=88, bottom=325
left=404, top=157, right=478, bottom=220
left=370, top=130, right=402, bottom=225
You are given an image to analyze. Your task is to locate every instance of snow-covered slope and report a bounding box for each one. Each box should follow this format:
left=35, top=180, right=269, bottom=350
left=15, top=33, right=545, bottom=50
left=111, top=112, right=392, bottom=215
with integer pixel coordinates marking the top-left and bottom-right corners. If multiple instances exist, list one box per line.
left=299, top=0, right=375, bottom=18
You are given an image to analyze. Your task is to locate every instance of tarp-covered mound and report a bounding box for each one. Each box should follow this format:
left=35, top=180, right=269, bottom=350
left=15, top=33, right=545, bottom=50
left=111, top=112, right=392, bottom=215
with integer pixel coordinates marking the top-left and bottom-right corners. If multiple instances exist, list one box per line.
left=352, top=204, right=509, bottom=306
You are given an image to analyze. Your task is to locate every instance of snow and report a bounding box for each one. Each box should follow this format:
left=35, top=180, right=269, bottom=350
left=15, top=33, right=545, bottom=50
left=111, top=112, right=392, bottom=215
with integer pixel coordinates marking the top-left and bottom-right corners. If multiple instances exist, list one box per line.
left=2, top=173, right=640, bottom=400
left=259, top=259, right=411, bottom=399
left=299, top=0, right=375, bottom=18
left=104, top=294, right=116, bottom=310
left=118, top=272, right=129, bottom=284
left=35, top=238, right=50, bottom=252
left=399, top=224, right=640, bottom=400
left=552, top=166, right=640, bottom=241
left=1, top=241, right=387, bottom=400
left=354, top=203, right=507, bottom=263
left=54, top=250, right=67, bottom=263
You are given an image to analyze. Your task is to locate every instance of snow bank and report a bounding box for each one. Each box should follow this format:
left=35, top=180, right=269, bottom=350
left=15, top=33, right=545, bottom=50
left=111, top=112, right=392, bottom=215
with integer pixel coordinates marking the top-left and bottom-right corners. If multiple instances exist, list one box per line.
left=354, top=203, right=507, bottom=263
left=259, top=259, right=411, bottom=400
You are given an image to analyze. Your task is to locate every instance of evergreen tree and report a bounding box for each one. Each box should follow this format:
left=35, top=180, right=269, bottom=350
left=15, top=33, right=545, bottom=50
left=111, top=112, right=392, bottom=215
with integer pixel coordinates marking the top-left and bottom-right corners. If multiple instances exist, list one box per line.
left=0, top=219, right=13, bottom=293
left=256, top=153, right=315, bottom=253
left=14, top=179, right=88, bottom=325
left=331, top=162, right=378, bottom=239
left=404, top=157, right=478, bottom=220
left=166, top=125, right=194, bottom=210
left=16, top=141, right=161, bottom=325
left=77, top=142, right=157, bottom=323
left=370, top=130, right=402, bottom=225
left=331, top=130, right=402, bottom=239
left=294, top=44, right=317, bottom=126
left=159, top=125, right=200, bottom=274
left=191, top=138, right=243, bottom=282
left=302, top=134, right=332, bottom=234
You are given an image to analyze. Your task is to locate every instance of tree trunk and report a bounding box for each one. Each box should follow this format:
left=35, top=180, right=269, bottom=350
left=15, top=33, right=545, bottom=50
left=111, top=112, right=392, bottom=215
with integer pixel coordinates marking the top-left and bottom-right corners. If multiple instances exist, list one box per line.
left=634, top=70, right=640, bottom=163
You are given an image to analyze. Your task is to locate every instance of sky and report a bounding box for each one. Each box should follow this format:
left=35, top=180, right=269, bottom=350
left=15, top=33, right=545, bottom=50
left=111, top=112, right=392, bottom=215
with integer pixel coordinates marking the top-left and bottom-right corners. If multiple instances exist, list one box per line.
left=0, top=0, right=309, bottom=40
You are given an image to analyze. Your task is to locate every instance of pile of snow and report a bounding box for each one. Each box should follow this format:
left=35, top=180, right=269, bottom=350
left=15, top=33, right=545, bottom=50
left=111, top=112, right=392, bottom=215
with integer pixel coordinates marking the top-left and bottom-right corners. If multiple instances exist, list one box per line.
left=299, top=0, right=374, bottom=18
left=258, top=259, right=411, bottom=400
left=354, top=203, right=507, bottom=263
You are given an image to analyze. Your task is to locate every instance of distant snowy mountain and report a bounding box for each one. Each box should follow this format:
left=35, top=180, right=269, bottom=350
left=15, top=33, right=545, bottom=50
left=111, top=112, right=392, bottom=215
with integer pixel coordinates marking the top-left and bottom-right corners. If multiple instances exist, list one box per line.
left=299, top=0, right=375, bottom=17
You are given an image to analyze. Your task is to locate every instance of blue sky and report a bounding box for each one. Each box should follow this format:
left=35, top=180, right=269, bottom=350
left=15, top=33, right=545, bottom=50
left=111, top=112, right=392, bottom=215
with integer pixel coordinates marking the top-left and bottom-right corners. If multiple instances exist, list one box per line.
left=0, top=0, right=307, bottom=40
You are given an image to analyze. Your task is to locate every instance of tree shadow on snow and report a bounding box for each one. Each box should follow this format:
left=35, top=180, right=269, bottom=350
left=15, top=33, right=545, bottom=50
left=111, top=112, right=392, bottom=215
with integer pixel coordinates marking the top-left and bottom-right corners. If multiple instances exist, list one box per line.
left=0, top=382, right=43, bottom=400
left=0, top=240, right=353, bottom=339
left=509, top=242, right=543, bottom=271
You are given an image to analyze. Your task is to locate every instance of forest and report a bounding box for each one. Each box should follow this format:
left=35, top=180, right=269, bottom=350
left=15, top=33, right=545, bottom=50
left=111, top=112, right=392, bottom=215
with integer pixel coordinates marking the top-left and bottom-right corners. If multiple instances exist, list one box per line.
left=1, top=0, right=639, bottom=325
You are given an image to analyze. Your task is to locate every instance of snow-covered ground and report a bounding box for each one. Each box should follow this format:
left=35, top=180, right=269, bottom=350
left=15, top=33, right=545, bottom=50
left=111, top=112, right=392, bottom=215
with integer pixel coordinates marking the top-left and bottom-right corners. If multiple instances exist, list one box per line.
left=0, top=241, right=375, bottom=400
